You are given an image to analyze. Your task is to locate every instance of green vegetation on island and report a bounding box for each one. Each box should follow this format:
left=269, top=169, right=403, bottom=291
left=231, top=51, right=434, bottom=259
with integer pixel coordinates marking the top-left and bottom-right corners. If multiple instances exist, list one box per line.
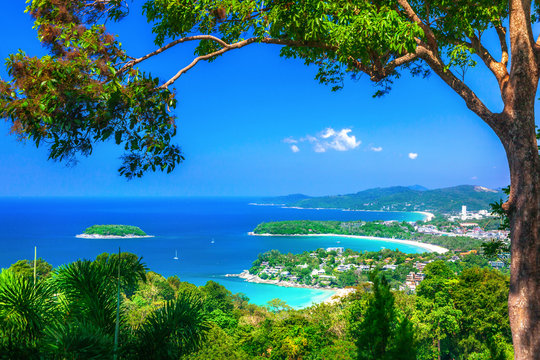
left=261, top=185, right=506, bottom=213
left=83, top=225, right=147, bottom=237
left=1, top=252, right=512, bottom=359
left=253, top=220, right=485, bottom=251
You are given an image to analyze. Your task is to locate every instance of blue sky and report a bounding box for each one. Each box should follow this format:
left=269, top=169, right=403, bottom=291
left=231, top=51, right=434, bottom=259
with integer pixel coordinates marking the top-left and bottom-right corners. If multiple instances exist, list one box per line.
left=0, top=2, right=514, bottom=197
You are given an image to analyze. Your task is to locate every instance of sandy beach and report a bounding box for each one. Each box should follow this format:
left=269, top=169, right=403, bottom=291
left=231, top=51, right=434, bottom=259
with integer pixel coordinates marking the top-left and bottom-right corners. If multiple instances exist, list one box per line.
left=415, top=211, right=435, bottom=221
left=248, top=232, right=448, bottom=254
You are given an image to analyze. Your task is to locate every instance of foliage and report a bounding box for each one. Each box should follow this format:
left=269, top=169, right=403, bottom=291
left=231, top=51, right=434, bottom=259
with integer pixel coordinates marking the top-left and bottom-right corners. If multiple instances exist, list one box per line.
left=0, top=253, right=211, bottom=359
left=0, top=270, right=56, bottom=358
left=266, top=298, right=291, bottom=313
left=0, top=0, right=182, bottom=178
left=349, top=273, right=415, bottom=360
left=414, top=263, right=512, bottom=360
left=8, top=258, right=53, bottom=283
left=126, top=293, right=211, bottom=360
left=43, top=321, right=113, bottom=360
left=83, top=225, right=147, bottom=237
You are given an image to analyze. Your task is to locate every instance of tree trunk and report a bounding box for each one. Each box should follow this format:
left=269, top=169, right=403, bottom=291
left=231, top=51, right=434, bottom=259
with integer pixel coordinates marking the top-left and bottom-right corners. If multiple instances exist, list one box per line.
left=499, top=111, right=540, bottom=360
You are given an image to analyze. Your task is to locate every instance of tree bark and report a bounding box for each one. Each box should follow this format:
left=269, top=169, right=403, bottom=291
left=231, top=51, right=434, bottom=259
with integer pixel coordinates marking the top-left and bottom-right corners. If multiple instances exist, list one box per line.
left=498, top=110, right=540, bottom=360
left=501, top=2, right=540, bottom=357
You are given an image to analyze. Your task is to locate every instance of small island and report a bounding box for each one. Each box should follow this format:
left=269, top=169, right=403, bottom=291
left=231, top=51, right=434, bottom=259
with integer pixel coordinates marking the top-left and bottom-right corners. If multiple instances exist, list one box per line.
left=76, top=225, right=153, bottom=239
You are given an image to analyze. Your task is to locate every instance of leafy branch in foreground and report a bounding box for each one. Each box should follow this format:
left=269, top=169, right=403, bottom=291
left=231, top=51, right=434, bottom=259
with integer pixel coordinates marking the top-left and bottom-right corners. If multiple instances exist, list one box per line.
left=0, top=0, right=182, bottom=178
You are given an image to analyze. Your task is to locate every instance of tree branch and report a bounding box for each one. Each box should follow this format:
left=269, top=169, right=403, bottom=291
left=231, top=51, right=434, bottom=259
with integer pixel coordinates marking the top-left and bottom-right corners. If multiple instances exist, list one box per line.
left=159, top=38, right=259, bottom=89
left=119, top=35, right=229, bottom=74
left=159, top=37, right=339, bottom=89
left=396, top=0, right=439, bottom=52
left=468, top=34, right=509, bottom=90
left=507, top=0, right=539, bottom=110
left=348, top=53, right=418, bottom=81
left=495, top=24, right=509, bottom=66
left=415, top=42, right=499, bottom=132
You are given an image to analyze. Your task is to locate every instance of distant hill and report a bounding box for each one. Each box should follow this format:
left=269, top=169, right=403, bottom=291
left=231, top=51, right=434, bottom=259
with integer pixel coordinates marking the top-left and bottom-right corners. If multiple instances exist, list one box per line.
left=255, top=193, right=312, bottom=204
left=260, top=185, right=506, bottom=213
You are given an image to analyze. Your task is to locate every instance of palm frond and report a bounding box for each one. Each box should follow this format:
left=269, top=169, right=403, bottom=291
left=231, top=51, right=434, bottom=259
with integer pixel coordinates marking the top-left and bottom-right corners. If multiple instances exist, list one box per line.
left=0, top=269, right=56, bottom=357
left=43, top=321, right=113, bottom=360
left=52, top=260, right=118, bottom=334
left=128, top=292, right=211, bottom=359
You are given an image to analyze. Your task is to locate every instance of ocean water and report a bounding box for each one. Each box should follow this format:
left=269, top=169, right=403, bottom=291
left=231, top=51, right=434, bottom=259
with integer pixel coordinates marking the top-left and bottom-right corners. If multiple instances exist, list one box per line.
left=0, top=197, right=425, bottom=308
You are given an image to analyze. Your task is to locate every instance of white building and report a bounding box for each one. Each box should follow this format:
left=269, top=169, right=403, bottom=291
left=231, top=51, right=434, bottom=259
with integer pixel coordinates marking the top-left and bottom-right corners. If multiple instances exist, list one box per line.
left=326, top=247, right=344, bottom=254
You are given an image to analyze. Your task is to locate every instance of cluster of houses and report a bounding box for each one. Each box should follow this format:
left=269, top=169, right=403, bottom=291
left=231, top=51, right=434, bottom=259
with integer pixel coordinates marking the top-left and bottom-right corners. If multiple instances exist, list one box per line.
left=416, top=205, right=510, bottom=240
left=257, top=247, right=373, bottom=286
left=401, top=261, right=428, bottom=291
left=416, top=223, right=509, bottom=240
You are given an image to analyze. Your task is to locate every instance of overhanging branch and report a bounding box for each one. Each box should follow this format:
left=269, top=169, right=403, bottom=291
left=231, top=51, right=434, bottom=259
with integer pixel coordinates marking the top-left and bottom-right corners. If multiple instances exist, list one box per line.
left=158, top=37, right=339, bottom=89
left=119, top=35, right=229, bottom=74
left=415, top=42, right=499, bottom=133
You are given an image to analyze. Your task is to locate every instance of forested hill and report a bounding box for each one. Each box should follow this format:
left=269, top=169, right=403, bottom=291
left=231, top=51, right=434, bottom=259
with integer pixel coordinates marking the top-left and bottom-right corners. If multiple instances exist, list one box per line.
left=260, top=185, right=505, bottom=213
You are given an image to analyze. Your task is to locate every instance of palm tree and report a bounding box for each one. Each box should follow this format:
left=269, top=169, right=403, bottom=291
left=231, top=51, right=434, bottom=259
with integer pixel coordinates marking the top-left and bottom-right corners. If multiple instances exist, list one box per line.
left=0, top=253, right=210, bottom=359
left=127, top=291, right=211, bottom=360
left=0, top=269, right=56, bottom=359
left=53, top=260, right=119, bottom=335
left=52, top=254, right=147, bottom=335
left=43, top=321, right=113, bottom=360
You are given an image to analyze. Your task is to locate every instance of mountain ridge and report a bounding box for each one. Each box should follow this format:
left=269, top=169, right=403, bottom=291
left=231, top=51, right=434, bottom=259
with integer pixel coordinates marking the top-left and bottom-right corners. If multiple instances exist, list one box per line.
left=260, top=185, right=505, bottom=213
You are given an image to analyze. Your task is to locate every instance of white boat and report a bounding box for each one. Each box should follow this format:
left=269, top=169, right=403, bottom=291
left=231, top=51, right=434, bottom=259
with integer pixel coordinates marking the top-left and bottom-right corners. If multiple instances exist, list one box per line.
left=173, top=250, right=179, bottom=260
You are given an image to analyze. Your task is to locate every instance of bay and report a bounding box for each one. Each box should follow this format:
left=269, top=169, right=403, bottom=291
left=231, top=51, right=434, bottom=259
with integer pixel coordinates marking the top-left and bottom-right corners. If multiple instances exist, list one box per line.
left=0, top=197, right=426, bottom=308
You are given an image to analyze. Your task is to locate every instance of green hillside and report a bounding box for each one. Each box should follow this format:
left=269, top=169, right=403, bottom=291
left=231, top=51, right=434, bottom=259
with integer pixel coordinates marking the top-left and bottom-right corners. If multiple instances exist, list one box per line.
left=262, top=185, right=506, bottom=213
left=83, top=225, right=147, bottom=237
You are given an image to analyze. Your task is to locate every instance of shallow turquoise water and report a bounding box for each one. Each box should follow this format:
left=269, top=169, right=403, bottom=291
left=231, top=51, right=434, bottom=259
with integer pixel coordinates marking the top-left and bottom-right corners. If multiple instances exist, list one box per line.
left=209, top=277, right=335, bottom=308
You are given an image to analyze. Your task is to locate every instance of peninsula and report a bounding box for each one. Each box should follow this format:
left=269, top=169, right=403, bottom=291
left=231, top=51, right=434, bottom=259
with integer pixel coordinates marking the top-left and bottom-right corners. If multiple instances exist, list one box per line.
left=250, top=219, right=501, bottom=252
left=76, top=225, right=153, bottom=239
left=229, top=245, right=507, bottom=293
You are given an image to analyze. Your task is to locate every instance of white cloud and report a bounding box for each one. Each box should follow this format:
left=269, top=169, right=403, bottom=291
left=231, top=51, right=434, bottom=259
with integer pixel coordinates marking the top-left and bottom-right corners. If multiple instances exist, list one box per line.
left=291, top=145, right=300, bottom=153
left=283, top=137, right=298, bottom=144
left=313, top=143, right=326, bottom=153
left=326, top=128, right=361, bottom=151
left=320, top=128, right=336, bottom=139
left=408, top=152, right=418, bottom=160
left=304, top=135, right=318, bottom=143
left=285, top=127, right=361, bottom=153
left=371, top=146, right=383, bottom=152
left=471, top=176, right=478, bottom=180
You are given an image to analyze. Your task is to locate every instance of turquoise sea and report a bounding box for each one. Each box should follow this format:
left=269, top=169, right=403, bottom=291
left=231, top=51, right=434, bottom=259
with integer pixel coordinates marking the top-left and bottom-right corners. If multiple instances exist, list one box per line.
left=0, top=197, right=426, bottom=308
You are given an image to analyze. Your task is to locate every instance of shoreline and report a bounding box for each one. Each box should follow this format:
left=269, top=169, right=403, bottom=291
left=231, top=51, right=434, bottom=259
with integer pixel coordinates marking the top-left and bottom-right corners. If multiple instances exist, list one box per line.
left=75, top=234, right=155, bottom=239
left=227, top=270, right=356, bottom=305
left=248, top=203, right=435, bottom=221
left=248, top=232, right=448, bottom=254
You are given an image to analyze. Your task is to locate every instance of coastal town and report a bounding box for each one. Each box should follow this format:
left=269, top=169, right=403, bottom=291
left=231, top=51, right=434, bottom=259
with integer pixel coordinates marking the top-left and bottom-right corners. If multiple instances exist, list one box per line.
left=416, top=205, right=509, bottom=240
left=234, top=205, right=510, bottom=293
